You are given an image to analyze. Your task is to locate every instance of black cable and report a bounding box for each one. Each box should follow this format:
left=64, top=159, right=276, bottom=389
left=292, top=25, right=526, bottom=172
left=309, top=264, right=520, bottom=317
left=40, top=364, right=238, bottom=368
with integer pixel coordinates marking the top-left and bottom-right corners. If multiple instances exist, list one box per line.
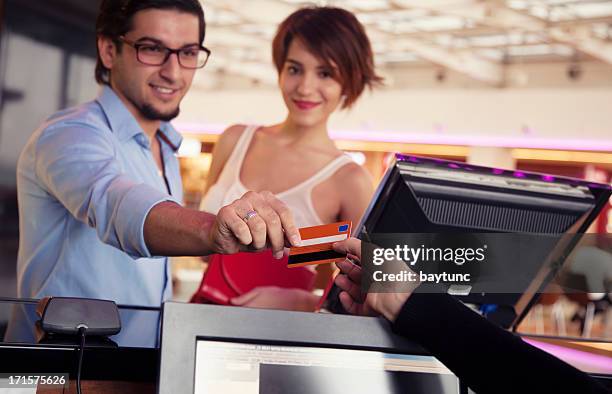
left=76, top=325, right=87, bottom=394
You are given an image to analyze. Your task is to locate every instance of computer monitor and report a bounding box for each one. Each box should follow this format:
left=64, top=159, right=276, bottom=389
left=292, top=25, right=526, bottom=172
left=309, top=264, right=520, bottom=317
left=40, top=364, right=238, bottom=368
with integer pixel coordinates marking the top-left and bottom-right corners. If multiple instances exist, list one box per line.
left=158, top=302, right=461, bottom=394
left=329, top=154, right=611, bottom=328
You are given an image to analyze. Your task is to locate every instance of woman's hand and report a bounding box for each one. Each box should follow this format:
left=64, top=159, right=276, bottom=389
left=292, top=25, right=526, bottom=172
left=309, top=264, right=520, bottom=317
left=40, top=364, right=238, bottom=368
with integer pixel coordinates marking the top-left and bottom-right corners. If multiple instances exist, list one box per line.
left=332, top=238, right=414, bottom=323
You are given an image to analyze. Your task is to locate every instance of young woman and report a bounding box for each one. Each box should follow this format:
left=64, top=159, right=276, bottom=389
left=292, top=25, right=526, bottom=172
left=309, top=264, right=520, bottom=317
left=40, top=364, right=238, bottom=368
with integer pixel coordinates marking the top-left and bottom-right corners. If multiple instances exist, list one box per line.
left=195, top=6, right=383, bottom=310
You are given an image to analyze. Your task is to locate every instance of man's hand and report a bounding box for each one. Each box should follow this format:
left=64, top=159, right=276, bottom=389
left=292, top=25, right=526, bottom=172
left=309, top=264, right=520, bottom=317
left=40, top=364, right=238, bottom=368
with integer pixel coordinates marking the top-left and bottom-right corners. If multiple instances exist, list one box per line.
left=144, top=191, right=301, bottom=258
left=333, top=238, right=413, bottom=322
left=210, top=191, right=302, bottom=259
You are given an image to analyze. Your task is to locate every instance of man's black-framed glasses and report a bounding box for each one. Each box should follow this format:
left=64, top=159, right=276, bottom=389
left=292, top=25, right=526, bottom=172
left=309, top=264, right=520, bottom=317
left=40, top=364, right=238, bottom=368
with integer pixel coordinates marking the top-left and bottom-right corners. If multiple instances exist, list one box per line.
left=119, top=37, right=211, bottom=69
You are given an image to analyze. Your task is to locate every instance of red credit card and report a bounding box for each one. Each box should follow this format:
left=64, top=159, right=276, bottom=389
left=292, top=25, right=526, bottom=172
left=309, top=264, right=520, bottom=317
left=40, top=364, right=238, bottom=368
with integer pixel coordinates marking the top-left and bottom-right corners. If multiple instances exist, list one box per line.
left=288, top=221, right=351, bottom=268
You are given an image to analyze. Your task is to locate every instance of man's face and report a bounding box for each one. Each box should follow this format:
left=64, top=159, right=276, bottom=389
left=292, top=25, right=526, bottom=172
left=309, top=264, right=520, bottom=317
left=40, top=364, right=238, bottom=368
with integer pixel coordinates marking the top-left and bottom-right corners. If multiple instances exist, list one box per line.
left=102, top=9, right=200, bottom=122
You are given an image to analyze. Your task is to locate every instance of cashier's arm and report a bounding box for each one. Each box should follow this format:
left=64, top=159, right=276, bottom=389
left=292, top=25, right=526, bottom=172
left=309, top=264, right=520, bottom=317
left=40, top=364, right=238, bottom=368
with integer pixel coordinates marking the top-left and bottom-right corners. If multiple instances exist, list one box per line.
left=144, top=191, right=302, bottom=258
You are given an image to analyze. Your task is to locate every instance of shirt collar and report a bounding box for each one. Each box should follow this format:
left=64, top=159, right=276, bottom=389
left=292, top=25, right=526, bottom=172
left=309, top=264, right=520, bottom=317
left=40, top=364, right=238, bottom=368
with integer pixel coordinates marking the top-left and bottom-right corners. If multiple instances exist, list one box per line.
left=158, top=123, right=183, bottom=152
left=96, top=85, right=183, bottom=151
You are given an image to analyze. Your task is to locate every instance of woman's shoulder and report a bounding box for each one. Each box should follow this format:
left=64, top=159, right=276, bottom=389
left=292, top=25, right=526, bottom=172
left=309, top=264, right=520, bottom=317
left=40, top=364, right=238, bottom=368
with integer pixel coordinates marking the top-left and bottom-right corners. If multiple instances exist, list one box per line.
left=217, top=124, right=248, bottom=147
left=206, top=124, right=250, bottom=182
left=229, top=123, right=283, bottom=140
left=327, top=157, right=374, bottom=223
left=333, top=159, right=373, bottom=189
left=318, top=151, right=373, bottom=195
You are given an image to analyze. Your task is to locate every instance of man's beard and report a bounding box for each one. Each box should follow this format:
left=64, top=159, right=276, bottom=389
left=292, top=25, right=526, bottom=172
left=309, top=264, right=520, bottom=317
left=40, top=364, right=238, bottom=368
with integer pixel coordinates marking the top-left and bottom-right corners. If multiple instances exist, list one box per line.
left=140, top=103, right=180, bottom=122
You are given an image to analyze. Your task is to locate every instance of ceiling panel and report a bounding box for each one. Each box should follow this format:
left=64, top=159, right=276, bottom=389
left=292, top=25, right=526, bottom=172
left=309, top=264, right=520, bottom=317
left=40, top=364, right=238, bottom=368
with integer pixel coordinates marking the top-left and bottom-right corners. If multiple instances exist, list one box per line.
left=199, top=0, right=612, bottom=86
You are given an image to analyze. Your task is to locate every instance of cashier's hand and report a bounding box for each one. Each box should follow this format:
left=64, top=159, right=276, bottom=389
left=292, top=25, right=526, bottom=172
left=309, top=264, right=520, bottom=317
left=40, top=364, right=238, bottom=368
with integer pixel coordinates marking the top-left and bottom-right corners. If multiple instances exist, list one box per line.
left=230, top=286, right=320, bottom=312
left=333, top=238, right=413, bottom=323
left=209, top=191, right=301, bottom=259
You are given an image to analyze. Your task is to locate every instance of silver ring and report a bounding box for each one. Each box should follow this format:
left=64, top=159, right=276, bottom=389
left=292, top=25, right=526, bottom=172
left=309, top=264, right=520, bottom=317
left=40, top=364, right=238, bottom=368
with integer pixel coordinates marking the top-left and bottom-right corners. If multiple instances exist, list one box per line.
left=243, top=210, right=258, bottom=222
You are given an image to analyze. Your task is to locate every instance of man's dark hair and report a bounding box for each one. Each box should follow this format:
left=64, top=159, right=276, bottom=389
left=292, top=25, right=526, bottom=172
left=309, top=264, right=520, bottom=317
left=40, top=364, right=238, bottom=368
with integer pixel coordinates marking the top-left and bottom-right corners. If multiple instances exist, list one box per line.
left=95, top=0, right=206, bottom=85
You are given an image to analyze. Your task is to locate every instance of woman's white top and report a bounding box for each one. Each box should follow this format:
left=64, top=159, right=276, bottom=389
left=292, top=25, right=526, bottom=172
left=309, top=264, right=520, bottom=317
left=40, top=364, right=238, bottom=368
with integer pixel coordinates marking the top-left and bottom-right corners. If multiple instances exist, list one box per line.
left=200, top=125, right=353, bottom=228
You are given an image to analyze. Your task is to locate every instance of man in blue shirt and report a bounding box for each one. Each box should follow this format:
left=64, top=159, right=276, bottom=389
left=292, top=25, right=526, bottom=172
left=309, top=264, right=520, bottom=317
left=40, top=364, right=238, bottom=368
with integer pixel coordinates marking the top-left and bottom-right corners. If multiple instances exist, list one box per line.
left=15, top=0, right=301, bottom=308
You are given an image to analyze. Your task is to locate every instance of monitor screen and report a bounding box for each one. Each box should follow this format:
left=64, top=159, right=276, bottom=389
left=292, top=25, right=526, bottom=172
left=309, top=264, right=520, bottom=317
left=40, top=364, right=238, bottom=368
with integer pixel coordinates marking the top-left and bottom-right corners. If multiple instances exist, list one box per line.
left=327, top=154, right=612, bottom=329
left=194, top=339, right=458, bottom=394
left=158, top=302, right=459, bottom=394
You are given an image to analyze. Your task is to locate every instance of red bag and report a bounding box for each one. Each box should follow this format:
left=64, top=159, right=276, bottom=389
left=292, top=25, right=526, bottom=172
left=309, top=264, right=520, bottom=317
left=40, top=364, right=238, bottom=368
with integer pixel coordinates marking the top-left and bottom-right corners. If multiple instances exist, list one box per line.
left=190, top=250, right=316, bottom=305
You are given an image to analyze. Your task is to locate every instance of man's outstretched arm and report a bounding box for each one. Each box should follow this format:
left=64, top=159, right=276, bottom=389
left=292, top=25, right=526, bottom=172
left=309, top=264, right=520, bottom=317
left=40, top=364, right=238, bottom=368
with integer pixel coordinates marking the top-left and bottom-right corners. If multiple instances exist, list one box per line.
left=144, top=191, right=302, bottom=257
left=35, top=125, right=300, bottom=259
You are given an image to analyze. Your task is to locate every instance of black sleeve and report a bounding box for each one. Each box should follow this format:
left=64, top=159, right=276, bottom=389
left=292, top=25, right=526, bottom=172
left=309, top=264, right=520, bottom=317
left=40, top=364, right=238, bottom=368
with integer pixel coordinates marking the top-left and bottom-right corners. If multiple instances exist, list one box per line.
left=391, top=293, right=607, bottom=394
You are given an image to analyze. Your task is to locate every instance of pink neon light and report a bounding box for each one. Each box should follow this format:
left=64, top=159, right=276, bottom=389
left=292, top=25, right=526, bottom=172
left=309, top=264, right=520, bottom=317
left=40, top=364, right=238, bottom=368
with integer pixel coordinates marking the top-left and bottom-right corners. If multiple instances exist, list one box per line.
left=524, top=338, right=612, bottom=375
left=174, top=122, right=612, bottom=152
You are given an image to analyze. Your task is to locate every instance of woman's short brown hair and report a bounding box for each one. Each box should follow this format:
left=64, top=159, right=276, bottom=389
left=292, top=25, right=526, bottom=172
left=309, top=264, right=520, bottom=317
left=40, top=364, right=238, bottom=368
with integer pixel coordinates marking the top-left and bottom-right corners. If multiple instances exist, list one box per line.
left=272, top=6, right=383, bottom=109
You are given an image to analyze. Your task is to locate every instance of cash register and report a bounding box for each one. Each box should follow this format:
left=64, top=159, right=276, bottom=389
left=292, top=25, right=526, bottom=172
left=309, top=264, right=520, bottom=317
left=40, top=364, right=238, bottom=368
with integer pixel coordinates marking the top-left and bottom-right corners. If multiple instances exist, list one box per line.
left=158, top=155, right=611, bottom=393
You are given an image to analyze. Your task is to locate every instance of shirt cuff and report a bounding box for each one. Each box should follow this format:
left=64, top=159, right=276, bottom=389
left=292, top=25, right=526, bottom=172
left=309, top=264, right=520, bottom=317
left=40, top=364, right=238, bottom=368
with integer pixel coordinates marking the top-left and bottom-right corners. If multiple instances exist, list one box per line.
left=113, top=183, right=181, bottom=258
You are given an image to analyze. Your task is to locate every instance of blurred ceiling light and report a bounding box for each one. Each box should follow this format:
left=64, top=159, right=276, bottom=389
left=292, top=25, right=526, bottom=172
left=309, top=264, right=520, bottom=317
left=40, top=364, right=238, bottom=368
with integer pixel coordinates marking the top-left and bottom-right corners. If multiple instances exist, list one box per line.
left=519, top=0, right=612, bottom=21
left=239, top=24, right=277, bottom=39
left=502, top=44, right=573, bottom=58
left=283, top=0, right=329, bottom=5
left=529, top=4, right=550, bottom=19
left=468, top=34, right=511, bottom=47
left=467, top=33, right=541, bottom=47
left=229, top=47, right=247, bottom=58
left=345, top=151, right=367, bottom=165
left=506, top=0, right=528, bottom=10
left=395, top=0, right=476, bottom=7
left=411, top=16, right=468, bottom=31
left=477, top=48, right=504, bottom=61
left=511, top=1, right=566, bottom=7
left=507, top=44, right=557, bottom=56
left=178, top=138, right=203, bottom=158
left=205, top=30, right=265, bottom=47
left=552, top=44, right=573, bottom=57
left=592, top=23, right=612, bottom=40
left=377, top=52, right=419, bottom=63
left=358, top=8, right=430, bottom=25
left=206, top=8, right=242, bottom=25
left=541, top=0, right=581, bottom=5
left=573, top=2, right=612, bottom=19
left=547, top=6, right=574, bottom=22
left=435, top=34, right=469, bottom=48
left=343, top=0, right=390, bottom=11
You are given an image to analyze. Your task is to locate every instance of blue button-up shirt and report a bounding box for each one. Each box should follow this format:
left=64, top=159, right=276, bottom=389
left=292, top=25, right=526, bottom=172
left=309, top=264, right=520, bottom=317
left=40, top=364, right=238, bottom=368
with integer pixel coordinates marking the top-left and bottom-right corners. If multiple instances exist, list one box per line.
left=16, top=86, right=183, bottom=307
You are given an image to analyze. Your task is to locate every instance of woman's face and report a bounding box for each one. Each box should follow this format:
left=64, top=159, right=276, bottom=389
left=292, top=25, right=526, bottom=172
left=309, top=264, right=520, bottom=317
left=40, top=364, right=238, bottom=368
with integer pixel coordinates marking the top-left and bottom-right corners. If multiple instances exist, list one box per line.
left=279, top=39, right=343, bottom=129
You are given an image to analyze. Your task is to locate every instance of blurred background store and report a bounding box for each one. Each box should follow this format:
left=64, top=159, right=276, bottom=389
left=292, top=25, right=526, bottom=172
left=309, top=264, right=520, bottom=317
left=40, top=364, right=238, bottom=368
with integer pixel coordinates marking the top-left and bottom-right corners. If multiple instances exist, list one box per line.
left=0, top=0, right=610, bottom=340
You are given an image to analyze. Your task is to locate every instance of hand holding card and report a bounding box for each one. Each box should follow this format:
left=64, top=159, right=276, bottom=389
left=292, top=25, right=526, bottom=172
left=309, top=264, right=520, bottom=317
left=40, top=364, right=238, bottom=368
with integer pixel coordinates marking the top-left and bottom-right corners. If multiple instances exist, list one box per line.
left=288, top=221, right=352, bottom=268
